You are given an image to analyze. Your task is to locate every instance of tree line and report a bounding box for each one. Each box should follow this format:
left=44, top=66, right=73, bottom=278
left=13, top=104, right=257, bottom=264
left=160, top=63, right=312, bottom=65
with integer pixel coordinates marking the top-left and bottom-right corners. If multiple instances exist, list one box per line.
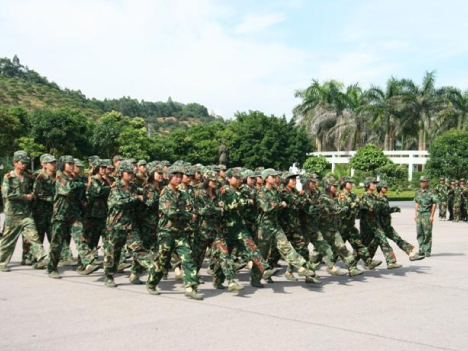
left=294, top=73, right=468, bottom=152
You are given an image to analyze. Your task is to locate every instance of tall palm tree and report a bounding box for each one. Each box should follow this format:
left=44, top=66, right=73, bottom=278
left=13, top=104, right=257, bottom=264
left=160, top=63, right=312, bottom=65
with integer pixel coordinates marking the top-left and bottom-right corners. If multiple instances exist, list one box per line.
left=443, top=88, right=468, bottom=130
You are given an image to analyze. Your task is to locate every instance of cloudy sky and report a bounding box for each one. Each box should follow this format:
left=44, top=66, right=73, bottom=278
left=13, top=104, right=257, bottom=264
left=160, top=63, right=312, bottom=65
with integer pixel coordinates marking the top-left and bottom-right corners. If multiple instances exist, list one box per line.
left=1, top=0, right=467, bottom=118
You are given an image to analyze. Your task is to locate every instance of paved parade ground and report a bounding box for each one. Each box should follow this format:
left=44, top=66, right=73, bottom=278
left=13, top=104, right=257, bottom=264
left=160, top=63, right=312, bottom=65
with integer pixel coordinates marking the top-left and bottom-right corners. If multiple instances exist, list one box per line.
left=0, top=201, right=467, bottom=351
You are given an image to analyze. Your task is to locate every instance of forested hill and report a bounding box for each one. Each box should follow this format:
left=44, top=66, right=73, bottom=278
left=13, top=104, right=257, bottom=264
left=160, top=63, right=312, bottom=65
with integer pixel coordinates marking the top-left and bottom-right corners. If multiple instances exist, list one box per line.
left=0, top=56, right=221, bottom=133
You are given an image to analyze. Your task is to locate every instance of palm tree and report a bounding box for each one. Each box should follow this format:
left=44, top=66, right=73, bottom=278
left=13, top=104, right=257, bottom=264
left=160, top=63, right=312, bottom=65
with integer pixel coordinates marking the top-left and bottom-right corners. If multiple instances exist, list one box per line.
left=443, top=88, right=468, bottom=130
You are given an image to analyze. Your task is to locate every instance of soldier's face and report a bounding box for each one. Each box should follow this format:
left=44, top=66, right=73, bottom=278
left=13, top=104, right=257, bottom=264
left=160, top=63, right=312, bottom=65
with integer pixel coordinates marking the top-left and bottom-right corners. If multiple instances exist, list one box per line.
left=369, top=183, right=377, bottom=191
left=228, top=177, right=239, bottom=188
left=287, top=177, right=296, bottom=189
left=106, top=167, right=114, bottom=175
left=381, top=187, right=388, bottom=194
left=139, top=165, right=147, bottom=173
left=64, top=163, right=75, bottom=173
left=420, top=181, right=428, bottom=189
left=182, top=174, right=192, bottom=184
left=14, top=161, right=28, bottom=171
left=345, top=182, right=353, bottom=191
left=170, top=173, right=182, bottom=186
left=219, top=170, right=226, bottom=178
left=257, top=177, right=264, bottom=185
left=154, top=172, right=163, bottom=182
left=74, top=165, right=82, bottom=174
left=330, top=185, right=337, bottom=194
left=122, top=171, right=133, bottom=182
left=98, top=166, right=106, bottom=176
left=266, top=175, right=278, bottom=186
left=45, top=162, right=56, bottom=172
left=208, top=180, right=218, bottom=188
left=195, top=172, right=202, bottom=181
left=247, top=177, right=256, bottom=186
left=310, top=181, right=317, bottom=190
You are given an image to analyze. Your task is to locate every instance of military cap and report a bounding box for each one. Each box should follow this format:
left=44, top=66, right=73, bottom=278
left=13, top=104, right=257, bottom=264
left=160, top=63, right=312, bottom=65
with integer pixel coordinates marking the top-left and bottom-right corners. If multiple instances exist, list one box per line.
left=454, top=180, right=459, bottom=184
left=241, top=169, right=255, bottom=179
left=439, top=178, right=446, bottom=181
left=204, top=170, right=219, bottom=181
left=340, top=176, right=354, bottom=184
left=42, top=155, right=57, bottom=164
left=88, top=155, right=100, bottom=163
left=101, top=159, right=112, bottom=167
left=218, top=165, right=227, bottom=171
left=92, top=158, right=104, bottom=168
left=364, top=177, right=379, bottom=186
left=226, top=168, right=242, bottom=178
left=74, top=159, right=85, bottom=167
left=13, top=150, right=30, bottom=163
left=379, top=180, right=389, bottom=188
left=261, top=168, right=281, bottom=179
left=255, top=167, right=265, bottom=173
left=118, top=161, right=134, bottom=174
left=40, top=153, right=52, bottom=164
left=113, top=155, right=123, bottom=163
left=282, top=171, right=298, bottom=179
left=419, top=176, right=429, bottom=182
left=323, top=176, right=339, bottom=187
left=161, top=160, right=171, bottom=166
left=137, top=160, right=147, bottom=166
left=212, top=165, right=221, bottom=172
left=61, top=155, right=75, bottom=164
left=166, top=166, right=184, bottom=175
left=184, top=167, right=195, bottom=176
left=128, top=158, right=137, bottom=164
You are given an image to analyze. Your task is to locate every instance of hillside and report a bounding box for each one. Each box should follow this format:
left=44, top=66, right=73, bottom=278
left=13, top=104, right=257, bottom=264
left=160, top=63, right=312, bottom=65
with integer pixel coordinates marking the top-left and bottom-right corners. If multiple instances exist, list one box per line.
left=0, top=56, right=221, bottom=133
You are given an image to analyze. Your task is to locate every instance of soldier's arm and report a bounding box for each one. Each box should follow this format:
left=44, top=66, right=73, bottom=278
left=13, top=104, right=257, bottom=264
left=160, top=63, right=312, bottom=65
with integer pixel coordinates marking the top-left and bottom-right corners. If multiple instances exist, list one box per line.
left=256, top=191, right=278, bottom=213
left=87, top=178, right=110, bottom=199
left=2, top=175, right=27, bottom=201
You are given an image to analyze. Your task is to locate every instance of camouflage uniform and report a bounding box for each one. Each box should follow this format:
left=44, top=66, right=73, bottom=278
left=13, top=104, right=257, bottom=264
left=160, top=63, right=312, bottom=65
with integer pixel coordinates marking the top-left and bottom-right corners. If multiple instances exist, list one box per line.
left=447, top=182, right=455, bottom=221
left=0, top=152, right=48, bottom=271
left=414, top=180, right=437, bottom=255
left=151, top=178, right=198, bottom=290
left=434, top=180, right=449, bottom=220
left=32, top=168, right=55, bottom=244
left=220, top=180, right=270, bottom=284
left=104, top=174, right=157, bottom=287
left=360, top=189, right=398, bottom=265
left=453, top=182, right=462, bottom=222
left=47, top=157, right=97, bottom=274
left=251, top=169, right=308, bottom=282
left=194, top=180, right=236, bottom=286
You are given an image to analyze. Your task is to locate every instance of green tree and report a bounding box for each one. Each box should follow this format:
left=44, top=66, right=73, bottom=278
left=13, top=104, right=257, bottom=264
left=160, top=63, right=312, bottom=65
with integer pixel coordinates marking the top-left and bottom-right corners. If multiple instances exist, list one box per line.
left=117, top=117, right=152, bottom=160
left=426, top=130, right=468, bottom=179
left=302, top=155, right=331, bottom=176
left=92, top=111, right=129, bottom=158
left=0, top=108, right=23, bottom=155
left=349, top=144, right=391, bottom=175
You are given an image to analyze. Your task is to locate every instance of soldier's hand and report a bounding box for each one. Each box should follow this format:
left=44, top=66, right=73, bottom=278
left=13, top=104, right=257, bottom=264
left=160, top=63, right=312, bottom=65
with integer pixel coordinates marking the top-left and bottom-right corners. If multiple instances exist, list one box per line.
left=281, top=201, right=287, bottom=208
left=430, top=215, right=434, bottom=224
left=138, top=195, right=144, bottom=202
left=24, top=194, right=33, bottom=201
left=299, top=190, right=305, bottom=196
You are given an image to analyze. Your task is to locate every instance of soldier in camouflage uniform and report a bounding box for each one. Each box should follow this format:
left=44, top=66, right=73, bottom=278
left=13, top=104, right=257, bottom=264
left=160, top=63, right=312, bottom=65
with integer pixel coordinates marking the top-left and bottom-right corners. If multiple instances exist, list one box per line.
left=317, top=176, right=363, bottom=277
left=376, top=181, right=424, bottom=261
left=414, top=176, right=437, bottom=257
left=150, top=166, right=203, bottom=300
left=279, top=171, right=319, bottom=283
left=193, top=170, right=243, bottom=291
left=360, top=177, right=401, bottom=269
left=251, top=168, right=315, bottom=285
left=103, top=161, right=159, bottom=293
left=84, top=158, right=111, bottom=263
left=0, top=151, right=49, bottom=272
left=337, top=177, right=382, bottom=270
left=300, top=174, right=344, bottom=275
left=447, top=180, right=455, bottom=221
left=220, top=168, right=275, bottom=288
left=434, top=178, right=449, bottom=220
left=47, top=156, right=100, bottom=279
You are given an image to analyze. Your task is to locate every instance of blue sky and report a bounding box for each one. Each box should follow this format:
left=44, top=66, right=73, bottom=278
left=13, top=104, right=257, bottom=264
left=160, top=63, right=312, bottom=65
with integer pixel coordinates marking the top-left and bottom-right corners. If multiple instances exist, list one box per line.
left=1, top=0, right=467, bottom=119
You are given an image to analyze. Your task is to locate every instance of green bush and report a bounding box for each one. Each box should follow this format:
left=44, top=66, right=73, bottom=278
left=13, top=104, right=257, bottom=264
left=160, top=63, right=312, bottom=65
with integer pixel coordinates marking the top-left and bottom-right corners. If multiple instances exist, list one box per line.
left=349, top=144, right=391, bottom=175
left=303, top=155, right=331, bottom=177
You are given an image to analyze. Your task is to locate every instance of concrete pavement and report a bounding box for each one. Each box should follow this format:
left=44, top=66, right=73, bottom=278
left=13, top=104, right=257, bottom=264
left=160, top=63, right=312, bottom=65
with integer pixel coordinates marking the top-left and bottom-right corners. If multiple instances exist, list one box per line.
left=0, top=202, right=467, bottom=351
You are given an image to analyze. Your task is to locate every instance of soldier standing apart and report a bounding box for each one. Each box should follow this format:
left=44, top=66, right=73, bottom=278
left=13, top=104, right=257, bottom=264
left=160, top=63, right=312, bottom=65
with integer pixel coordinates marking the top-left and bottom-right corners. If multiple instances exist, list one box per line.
left=434, top=178, right=449, bottom=221
left=0, top=151, right=49, bottom=272
left=414, top=176, right=437, bottom=257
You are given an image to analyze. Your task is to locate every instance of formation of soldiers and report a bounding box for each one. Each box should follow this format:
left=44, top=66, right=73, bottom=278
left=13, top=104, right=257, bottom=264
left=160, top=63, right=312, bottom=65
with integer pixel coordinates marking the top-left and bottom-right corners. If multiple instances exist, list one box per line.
left=1, top=150, right=438, bottom=300
left=434, top=178, right=468, bottom=222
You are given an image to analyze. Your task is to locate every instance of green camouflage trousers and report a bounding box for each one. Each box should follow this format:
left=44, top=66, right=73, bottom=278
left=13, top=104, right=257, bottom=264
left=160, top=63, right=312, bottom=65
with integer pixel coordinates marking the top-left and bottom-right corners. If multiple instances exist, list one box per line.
left=227, top=228, right=269, bottom=282
left=416, top=213, right=432, bottom=255
left=383, top=227, right=414, bottom=255
left=364, top=228, right=397, bottom=265
left=251, top=224, right=306, bottom=282
left=340, top=225, right=373, bottom=264
left=103, top=228, right=157, bottom=286
left=193, top=230, right=235, bottom=283
left=438, top=202, right=447, bottom=219
left=83, top=217, right=106, bottom=251
left=320, top=229, right=357, bottom=269
left=152, top=230, right=198, bottom=289
left=280, top=230, right=310, bottom=274
left=0, top=216, right=47, bottom=269
left=308, top=227, right=336, bottom=269
left=47, top=220, right=95, bottom=272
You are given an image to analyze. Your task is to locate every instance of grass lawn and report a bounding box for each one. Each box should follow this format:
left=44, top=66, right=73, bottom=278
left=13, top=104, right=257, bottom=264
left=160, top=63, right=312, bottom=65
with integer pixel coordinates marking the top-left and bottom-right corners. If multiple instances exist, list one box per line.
left=352, top=188, right=415, bottom=201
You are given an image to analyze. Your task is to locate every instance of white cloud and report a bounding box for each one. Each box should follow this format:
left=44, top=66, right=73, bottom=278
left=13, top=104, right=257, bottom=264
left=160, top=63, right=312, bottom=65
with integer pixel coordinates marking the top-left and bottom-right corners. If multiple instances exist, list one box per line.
left=234, top=12, right=286, bottom=34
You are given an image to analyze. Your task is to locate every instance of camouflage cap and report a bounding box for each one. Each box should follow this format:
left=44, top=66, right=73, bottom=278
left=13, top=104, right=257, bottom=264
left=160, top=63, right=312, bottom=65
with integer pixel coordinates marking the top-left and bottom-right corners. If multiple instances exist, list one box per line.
left=118, top=161, right=134, bottom=174
left=241, top=169, right=255, bottom=179
left=212, top=165, right=221, bottom=172
left=42, top=154, right=56, bottom=164
left=61, top=155, right=75, bottom=164
left=420, top=176, right=429, bottom=182
left=128, top=158, right=137, bottom=164
left=323, top=176, right=339, bottom=187
left=184, top=167, right=195, bottom=176
left=160, top=160, right=171, bottom=166
left=339, top=176, right=354, bottom=184
left=364, top=177, right=379, bottom=186
left=261, top=168, right=281, bottom=179
left=40, top=153, right=52, bottom=164
left=379, top=180, right=389, bottom=188
left=74, top=159, right=85, bottom=167
left=137, top=160, right=147, bottom=166
left=255, top=167, right=265, bottom=173
left=13, top=150, right=30, bottom=163
left=88, top=155, right=100, bottom=163
left=226, top=168, right=242, bottom=178
left=218, top=164, right=227, bottom=171
left=282, top=171, right=298, bottom=179
left=113, top=155, right=123, bottom=163
left=101, top=159, right=112, bottom=167
left=166, top=166, right=185, bottom=175
left=204, top=170, right=219, bottom=181
left=454, top=180, right=459, bottom=184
